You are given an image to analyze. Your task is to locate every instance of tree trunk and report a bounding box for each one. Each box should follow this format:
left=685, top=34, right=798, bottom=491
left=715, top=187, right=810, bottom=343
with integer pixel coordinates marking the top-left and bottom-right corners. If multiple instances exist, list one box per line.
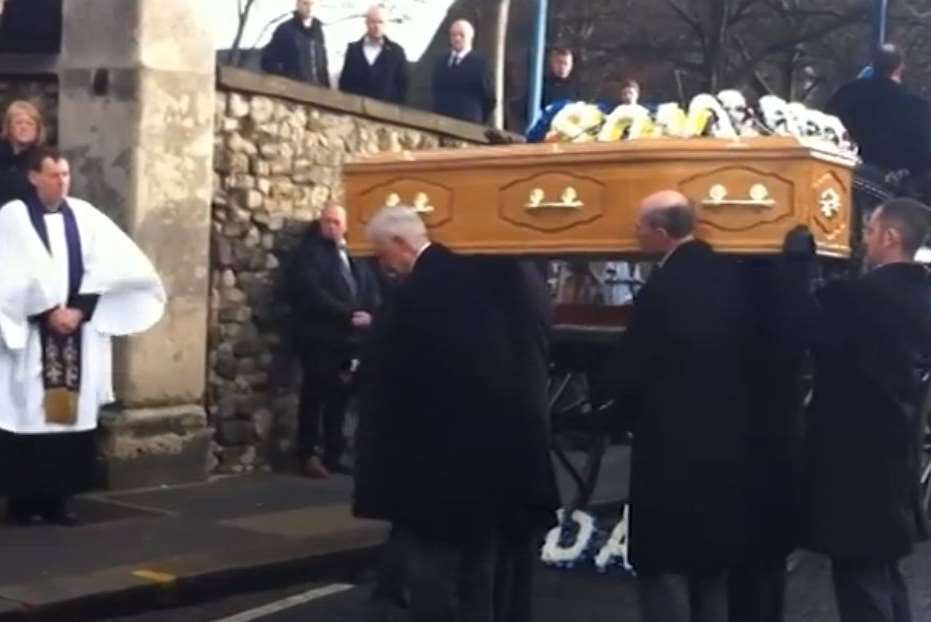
left=493, top=0, right=511, bottom=129
left=228, top=0, right=258, bottom=67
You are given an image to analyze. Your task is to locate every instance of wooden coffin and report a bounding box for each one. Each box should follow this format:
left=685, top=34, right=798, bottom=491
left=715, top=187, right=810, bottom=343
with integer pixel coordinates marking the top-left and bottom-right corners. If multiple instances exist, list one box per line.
left=343, top=136, right=856, bottom=258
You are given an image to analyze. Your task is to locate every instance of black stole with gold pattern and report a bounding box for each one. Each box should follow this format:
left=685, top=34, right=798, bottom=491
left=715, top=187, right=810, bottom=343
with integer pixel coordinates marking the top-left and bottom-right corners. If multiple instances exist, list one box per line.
left=26, top=197, right=85, bottom=425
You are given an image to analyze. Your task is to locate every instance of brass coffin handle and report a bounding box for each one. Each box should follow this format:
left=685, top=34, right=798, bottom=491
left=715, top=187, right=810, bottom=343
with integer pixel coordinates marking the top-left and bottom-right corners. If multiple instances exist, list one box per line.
left=385, top=191, right=435, bottom=214
left=701, top=183, right=775, bottom=207
left=525, top=186, right=585, bottom=211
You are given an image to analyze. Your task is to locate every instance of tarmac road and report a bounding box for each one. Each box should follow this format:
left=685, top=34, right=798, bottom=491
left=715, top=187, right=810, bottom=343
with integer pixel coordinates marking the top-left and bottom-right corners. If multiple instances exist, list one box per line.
left=101, top=542, right=931, bottom=622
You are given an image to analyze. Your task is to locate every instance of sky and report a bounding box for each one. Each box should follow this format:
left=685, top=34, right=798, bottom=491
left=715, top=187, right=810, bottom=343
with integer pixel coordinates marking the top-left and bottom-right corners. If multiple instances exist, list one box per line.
left=212, top=0, right=456, bottom=66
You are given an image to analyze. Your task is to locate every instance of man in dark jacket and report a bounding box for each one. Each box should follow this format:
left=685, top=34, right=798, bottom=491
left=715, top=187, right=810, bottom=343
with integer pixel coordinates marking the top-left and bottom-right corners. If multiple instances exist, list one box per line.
left=354, top=205, right=557, bottom=622
left=614, top=190, right=751, bottom=622
left=791, top=198, right=931, bottom=622
left=286, top=202, right=378, bottom=478
left=540, top=46, right=581, bottom=110
left=431, top=19, right=495, bottom=124
left=827, top=43, right=931, bottom=178
left=338, top=5, right=409, bottom=105
left=261, top=0, right=330, bottom=87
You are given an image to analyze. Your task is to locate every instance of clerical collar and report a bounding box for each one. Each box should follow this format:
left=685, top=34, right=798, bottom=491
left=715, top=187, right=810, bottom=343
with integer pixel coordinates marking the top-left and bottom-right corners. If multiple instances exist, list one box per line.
left=658, top=236, right=694, bottom=268
left=302, top=17, right=313, bottom=28
left=42, top=199, right=64, bottom=213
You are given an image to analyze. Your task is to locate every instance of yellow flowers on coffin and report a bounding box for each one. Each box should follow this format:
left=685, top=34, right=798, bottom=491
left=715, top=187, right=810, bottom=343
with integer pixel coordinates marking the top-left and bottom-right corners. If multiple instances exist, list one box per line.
left=651, top=103, right=688, bottom=138
left=686, top=94, right=737, bottom=139
left=549, top=102, right=606, bottom=143
left=597, top=105, right=653, bottom=142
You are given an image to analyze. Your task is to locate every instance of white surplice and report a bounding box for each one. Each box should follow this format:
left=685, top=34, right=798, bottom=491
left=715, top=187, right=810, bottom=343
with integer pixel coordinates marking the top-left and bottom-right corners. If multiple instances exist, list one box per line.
left=0, top=197, right=166, bottom=434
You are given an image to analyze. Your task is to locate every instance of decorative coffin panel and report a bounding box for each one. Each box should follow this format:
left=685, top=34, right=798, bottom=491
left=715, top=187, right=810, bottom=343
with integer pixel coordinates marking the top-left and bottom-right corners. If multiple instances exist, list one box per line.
left=354, top=178, right=453, bottom=229
left=812, top=170, right=850, bottom=244
left=680, top=167, right=795, bottom=233
left=498, top=172, right=606, bottom=233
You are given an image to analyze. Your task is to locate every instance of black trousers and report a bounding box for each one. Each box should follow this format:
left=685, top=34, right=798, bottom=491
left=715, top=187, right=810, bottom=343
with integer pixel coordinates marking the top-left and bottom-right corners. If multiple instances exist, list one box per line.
left=832, top=558, right=911, bottom=622
left=406, top=527, right=497, bottom=622
left=493, top=529, right=537, bottom=622
left=0, top=429, right=95, bottom=519
left=297, top=363, right=350, bottom=466
left=728, top=556, right=787, bottom=622
left=639, top=570, right=729, bottom=622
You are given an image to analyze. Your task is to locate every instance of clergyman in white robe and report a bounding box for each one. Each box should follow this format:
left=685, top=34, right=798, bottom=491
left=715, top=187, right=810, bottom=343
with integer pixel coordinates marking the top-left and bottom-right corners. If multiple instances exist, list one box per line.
left=0, top=193, right=165, bottom=522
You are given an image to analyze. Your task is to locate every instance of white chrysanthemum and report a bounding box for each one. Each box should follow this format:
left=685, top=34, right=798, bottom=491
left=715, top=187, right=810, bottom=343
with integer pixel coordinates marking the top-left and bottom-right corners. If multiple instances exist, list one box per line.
left=759, top=95, right=801, bottom=137
left=549, top=102, right=606, bottom=142
left=597, top=104, right=653, bottom=141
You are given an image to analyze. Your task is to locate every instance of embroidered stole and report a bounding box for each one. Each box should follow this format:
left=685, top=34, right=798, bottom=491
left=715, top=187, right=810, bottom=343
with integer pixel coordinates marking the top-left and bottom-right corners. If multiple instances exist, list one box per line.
left=26, top=197, right=85, bottom=426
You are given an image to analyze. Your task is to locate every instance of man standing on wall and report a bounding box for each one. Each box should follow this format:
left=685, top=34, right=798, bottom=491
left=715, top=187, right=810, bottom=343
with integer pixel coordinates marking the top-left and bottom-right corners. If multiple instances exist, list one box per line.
left=540, top=47, right=581, bottom=111
left=339, top=5, right=409, bottom=105
left=0, top=147, right=165, bottom=525
left=431, top=19, right=495, bottom=124
left=261, top=0, right=331, bottom=88
left=286, top=201, right=379, bottom=479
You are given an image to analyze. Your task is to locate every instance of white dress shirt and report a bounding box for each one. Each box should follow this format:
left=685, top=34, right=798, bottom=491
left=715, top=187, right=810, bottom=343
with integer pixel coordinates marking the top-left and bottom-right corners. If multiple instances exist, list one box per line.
left=363, top=37, right=384, bottom=66
left=449, top=49, right=472, bottom=67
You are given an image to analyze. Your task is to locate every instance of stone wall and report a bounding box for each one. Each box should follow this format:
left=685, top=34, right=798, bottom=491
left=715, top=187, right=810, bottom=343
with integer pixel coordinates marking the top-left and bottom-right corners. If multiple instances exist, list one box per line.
left=0, top=74, right=58, bottom=143
left=208, top=68, right=501, bottom=473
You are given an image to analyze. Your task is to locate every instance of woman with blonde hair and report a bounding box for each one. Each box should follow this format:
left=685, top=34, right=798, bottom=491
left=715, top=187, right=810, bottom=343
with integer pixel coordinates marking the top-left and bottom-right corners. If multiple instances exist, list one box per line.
left=0, top=99, right=46, bottom=206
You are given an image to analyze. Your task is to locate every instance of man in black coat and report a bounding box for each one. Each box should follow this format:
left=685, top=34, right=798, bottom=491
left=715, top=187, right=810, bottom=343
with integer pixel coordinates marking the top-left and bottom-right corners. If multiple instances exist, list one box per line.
left=728, top=254, right=811, bottom=622
left=827, top=43, right=931, bottom=178
left=791, top=198, right=931, bottom=622
left=286, top=202, right=379, bottom=478
left=353, top=205, right=557, bottom=622
left=338, top=5, right=409, bottom=105
left=614, top=190, right=751, bottom=622
left=431, top=19, right=495, bottom=124
left=541, top=46, right=581, bottom=110
left=261, top=0, right=330, bottom=87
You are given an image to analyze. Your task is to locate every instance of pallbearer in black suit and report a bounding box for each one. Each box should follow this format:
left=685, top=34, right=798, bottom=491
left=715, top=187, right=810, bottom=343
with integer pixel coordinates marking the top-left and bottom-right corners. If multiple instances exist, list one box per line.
left=791, top=199, right=931, bottom=622
left=353, top=205, right=557, bottom=622
left=431, top=19, right=495, bottom=124
left=613, top=190, right=751, bottom=622
left=338, top=5, right=410, bottom=105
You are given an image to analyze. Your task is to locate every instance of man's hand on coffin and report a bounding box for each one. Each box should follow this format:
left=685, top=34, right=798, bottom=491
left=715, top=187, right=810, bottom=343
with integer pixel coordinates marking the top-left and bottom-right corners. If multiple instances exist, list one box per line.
left=48, top=307, right=83, bottom=336
left=782, top=225, right=816, bottom=260
left=351, top=311, right=372, bottom=328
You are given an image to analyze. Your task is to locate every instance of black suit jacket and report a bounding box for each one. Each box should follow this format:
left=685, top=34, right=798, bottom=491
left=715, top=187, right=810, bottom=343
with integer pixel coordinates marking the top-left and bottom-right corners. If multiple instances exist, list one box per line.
left=284, top=223, right=380, bottom=370
left=798, top=262, right=931, bottom=559
left=353, top=247, right=556, bottom=539
left=338, top=36, right=409, bottom=105
left=431, top=51, right=495, bottom=124
left=614, top=240, right=752, bottom=574
left=261, top=14, right=331, bottom=87
left=827, top=77, right=931, bottom=175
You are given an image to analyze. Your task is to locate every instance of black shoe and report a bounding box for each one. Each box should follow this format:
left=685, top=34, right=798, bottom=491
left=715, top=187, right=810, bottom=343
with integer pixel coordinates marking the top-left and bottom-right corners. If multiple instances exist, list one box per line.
left=5, top=511, right=34, bottom=526
left=43, top=510, right=81, bottom=527
left=324, top=461, right=353, bottom=476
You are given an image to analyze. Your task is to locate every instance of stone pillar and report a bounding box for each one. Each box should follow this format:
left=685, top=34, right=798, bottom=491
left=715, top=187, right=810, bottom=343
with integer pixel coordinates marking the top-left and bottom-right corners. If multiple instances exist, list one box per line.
left=58, top=0, right=214, bottom=488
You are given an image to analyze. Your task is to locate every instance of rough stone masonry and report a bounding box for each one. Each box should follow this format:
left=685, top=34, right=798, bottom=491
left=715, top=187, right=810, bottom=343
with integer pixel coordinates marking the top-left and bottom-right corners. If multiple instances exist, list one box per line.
left=209, top=87, right=476, bottom=473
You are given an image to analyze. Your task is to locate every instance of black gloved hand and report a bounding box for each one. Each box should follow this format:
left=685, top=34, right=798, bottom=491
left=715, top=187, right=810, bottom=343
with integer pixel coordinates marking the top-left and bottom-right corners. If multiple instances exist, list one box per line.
left=782, top=225, right=816, bottom=259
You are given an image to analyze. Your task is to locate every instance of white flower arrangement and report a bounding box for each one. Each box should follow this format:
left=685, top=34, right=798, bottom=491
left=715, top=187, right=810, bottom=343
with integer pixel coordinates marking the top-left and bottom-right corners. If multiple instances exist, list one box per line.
left=547, top=102, right=606, bottom=143
left=539, top=91, right=856, bottom=156
left=597, top=104, right=653, bottom=141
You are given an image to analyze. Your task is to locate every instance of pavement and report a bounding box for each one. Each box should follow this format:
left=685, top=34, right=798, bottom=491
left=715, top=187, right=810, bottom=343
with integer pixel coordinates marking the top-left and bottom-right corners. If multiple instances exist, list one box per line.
left=0, top=472, right=387, bottom=621
left=0, top=446, right=630, bottom=622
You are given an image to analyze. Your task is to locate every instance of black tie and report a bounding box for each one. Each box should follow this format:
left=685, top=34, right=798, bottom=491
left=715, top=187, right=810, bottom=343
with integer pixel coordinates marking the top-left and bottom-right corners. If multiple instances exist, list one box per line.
left=338, top=246, right=358, bottom=300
